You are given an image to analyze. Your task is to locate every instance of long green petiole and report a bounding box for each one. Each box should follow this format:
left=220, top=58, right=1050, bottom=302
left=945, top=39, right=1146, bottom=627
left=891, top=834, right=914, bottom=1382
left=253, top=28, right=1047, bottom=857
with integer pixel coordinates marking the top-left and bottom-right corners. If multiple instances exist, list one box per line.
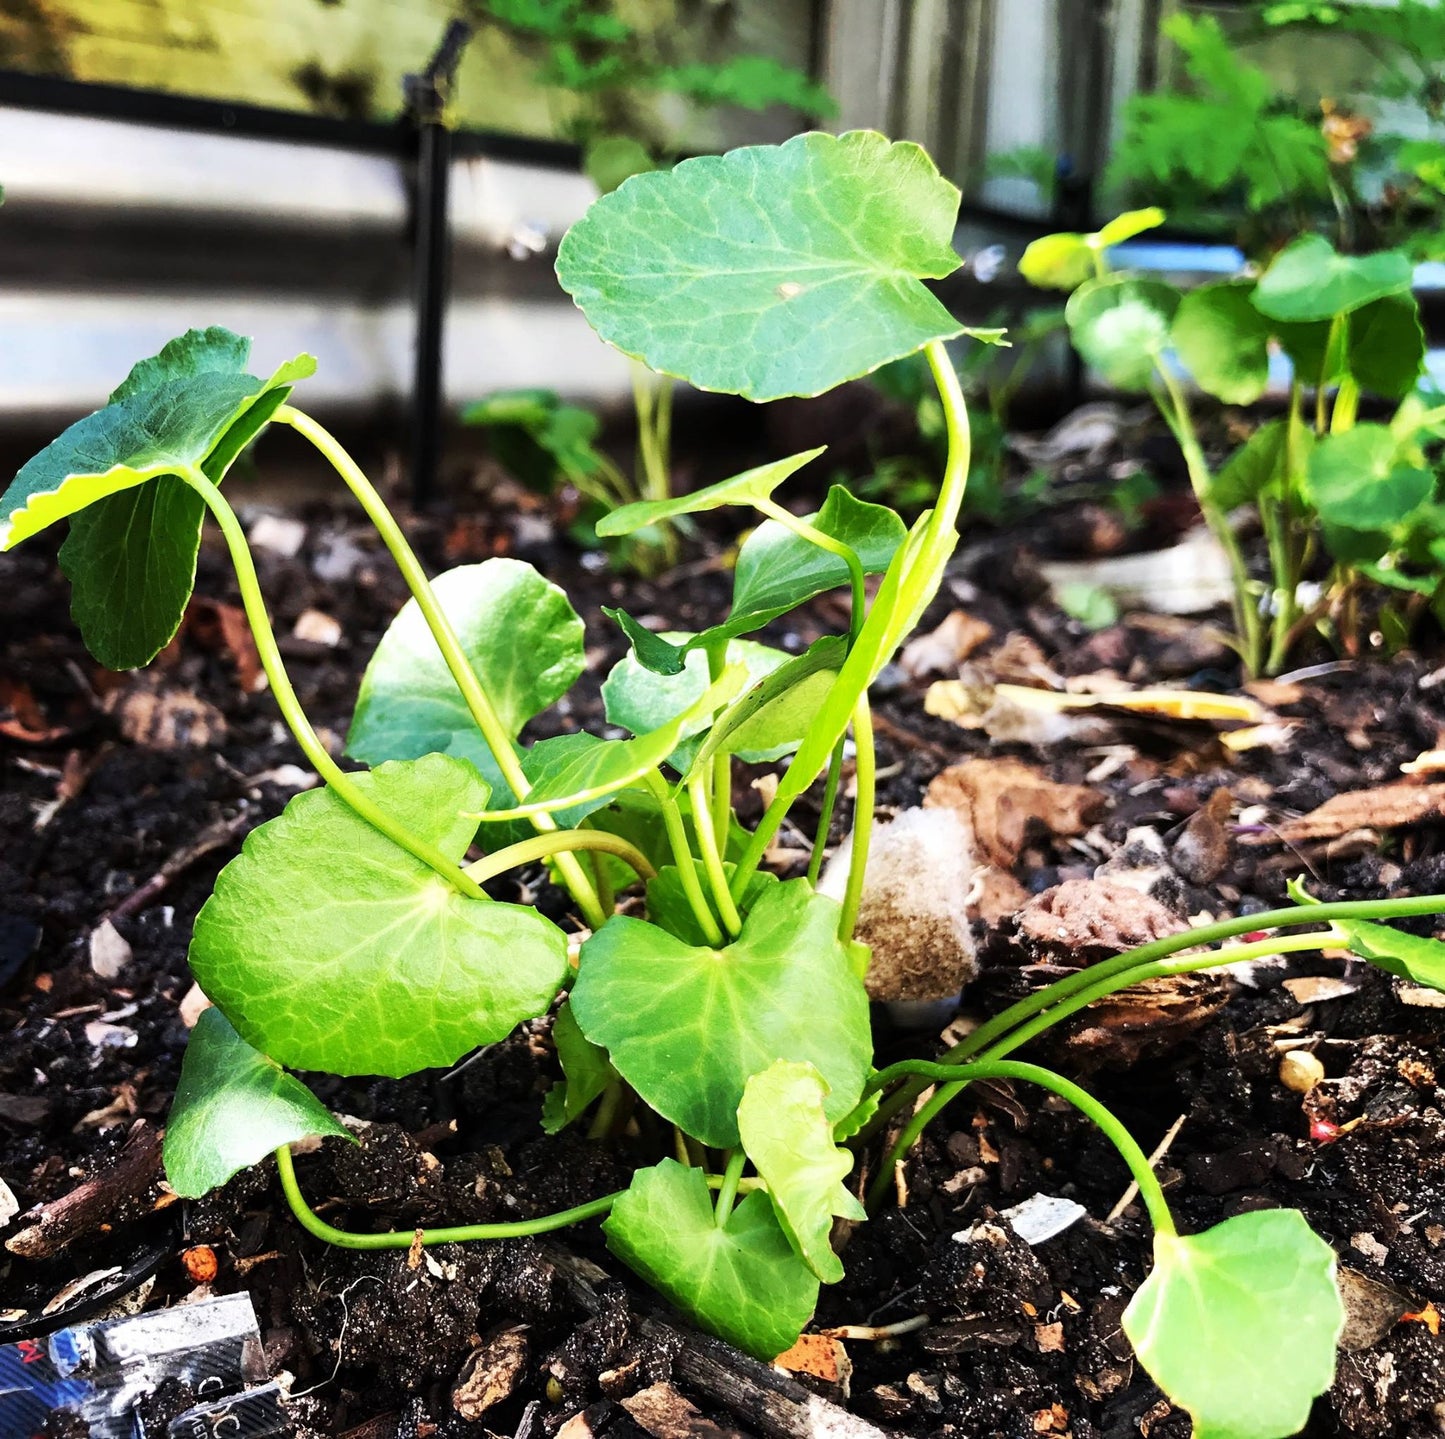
left=689, top=772, right=743, bottom=937
left=806, top=737, right=847, bottom=887
left=837, top=696, right=874, bottom=945
left=713, top=1147, right=748, bottom=1226
left=272, top=406, right=606, bottom=928
left=864, top=927, right=1349, bottom=1197
left=464, top=830, right=656, bottom=887
left=644, top=770, right=724, bottom=946
left=753, top=498, right=867, bottom=643
left=179, top=468, right=486, bottom=901
left=860, top=1060, right=1175, bottom=1232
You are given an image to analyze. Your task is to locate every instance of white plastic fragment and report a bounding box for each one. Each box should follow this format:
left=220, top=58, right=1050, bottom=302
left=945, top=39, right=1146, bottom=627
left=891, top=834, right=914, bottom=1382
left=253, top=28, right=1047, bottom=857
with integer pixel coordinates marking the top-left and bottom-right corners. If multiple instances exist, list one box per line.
left=248, top=513, right=307, bottom=557
left=0, top=1175, right=18, bottom=1226
left=955, top=1193, right=1088, bottom=1247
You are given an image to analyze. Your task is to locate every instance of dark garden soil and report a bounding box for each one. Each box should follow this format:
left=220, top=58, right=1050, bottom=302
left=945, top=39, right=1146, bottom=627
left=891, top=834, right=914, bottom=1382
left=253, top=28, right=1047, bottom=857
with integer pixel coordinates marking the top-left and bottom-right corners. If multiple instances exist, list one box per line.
left=4, top=441, right=1445, bottom=1439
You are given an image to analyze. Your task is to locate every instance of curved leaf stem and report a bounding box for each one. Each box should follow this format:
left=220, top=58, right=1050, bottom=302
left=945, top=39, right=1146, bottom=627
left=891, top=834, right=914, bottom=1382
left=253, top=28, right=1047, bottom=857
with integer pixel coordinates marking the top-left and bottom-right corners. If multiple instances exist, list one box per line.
left=688, top=773, right=742, bottom=937
left=704, top=642, right=733, bottom=859
left=838, top=696, right=874, bottom=944
left=272, top=406, right=605, bottom=928
left=864, top=929, right=1348, bottom=1190
left=753, top=498, right=866, bottom=644
left=713, top=1147, right=747, bottom=1227
left=643, top=771, right=724, bottom=947
left=806, top=738, right=847, bottom=887
left=179, top=467, right=484, bottom=901
left=465, top=830, right=656, bottom=887
left=852, top=895, right=1434, bottom=1145
left=860, top=1061, right=1175, bottom=1235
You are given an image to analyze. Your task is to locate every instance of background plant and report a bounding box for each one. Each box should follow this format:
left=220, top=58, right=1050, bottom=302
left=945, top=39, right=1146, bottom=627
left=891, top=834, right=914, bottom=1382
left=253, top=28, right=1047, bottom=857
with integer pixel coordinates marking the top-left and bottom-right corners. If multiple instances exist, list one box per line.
left=1024, top=207, right=1445, bottom=673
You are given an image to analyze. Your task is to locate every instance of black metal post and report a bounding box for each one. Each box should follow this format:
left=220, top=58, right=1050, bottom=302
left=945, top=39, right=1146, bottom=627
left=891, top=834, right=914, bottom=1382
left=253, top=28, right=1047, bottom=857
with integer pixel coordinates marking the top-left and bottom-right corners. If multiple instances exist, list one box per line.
left=405, top=20, right=472, bottom=510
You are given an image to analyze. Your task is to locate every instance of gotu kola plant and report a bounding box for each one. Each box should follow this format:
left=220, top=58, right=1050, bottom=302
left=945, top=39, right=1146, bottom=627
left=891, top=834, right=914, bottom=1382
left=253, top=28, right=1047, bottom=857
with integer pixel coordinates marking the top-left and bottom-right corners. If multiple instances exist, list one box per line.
left=1023, top=208, right=1445, bottom=675
left=7, top=131, right=1445, bottom=1439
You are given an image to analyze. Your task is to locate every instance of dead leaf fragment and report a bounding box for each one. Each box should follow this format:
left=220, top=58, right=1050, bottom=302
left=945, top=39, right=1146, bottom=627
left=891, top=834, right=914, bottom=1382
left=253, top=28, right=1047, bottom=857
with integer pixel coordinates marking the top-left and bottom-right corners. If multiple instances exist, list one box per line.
left=925, top=758, right=1106, bottom=868
left=622, top=1381, right=749, bottom=1439
left=187, top=598, right=264, bottom=692
left=1248, top=782, right=1445, bottom=845
left=900, top=609, right=993, bottom=678
left=773, top=1334, right=852, bottom=1389
left=1015, top=879, right=1187, bottom=964
left=1170, top=788, right=1233, bottom=885
left=88, top=920, right=132, bottom=980
left=104, top=675, right=227, bottom=750
left=452, top=1327, right=528, bottom=1421
left=1338, top=1268, right=1411, bottom=1350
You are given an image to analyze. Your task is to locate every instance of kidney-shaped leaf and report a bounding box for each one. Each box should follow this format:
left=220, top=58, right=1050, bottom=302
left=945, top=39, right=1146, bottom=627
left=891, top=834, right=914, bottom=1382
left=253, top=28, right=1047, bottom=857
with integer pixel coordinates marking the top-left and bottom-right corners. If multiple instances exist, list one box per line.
left=164, top=1008, right=353, bottom=1198
left=570, top=879, right=871, bottom=1148
left=1339, top=918, right=1445, bottom=990
left=1347, top=294, right=1426, bottom=400
left=1306, top=426, right=1432, bottom=532
left=596, top=448, right=825, bottom=537
left=738, top=1060, right=865, bottom=1283
left=1065, top=275, right=1180, bottom=391
left=604, top=1159, right=820, bottom=1359
left=190, top=754, right=568, bottom=1078
left=1019, top=233, right=1095, bottom=292
left=348, top=559, right=585, bottom=769
left=556, top=130, right=966, bottom=401
left=1253, top=234, right=1413, bottom=324
left=1210, top=421, right=1289, bottom=511
left=28, top=331, right=313, bottom=670
left=1171, top=282, right=1272, bottom=405
left=1123, top=1209, right=1342, bottom=1439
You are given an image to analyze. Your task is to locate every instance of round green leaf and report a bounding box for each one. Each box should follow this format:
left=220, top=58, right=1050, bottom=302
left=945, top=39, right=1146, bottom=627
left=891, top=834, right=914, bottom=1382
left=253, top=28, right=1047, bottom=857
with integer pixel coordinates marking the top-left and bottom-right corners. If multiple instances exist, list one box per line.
left=190, top=754, right=568, bottom=1078
left=1065, top=275, right=1180, bottom=391
left=738, top=1060, right=866, bottom=1283
left=542, top=1001, right=616, bottom=1135
left=603, top=1159, right=820, bottom=1359
left=601, top=636, right=791, bottom=772
left=1209, top=421, right=1296, bottom=511
left=1306, top=426, right=1433, bottom=532
left=556, top=130, right=966, bottom=401
left=164, top=1008, right=353, bottom=1199
left=1123, top=1210, right=1342, bottom=1439
left=1347, top=295, right=1426, bottom=400
left=596, top=448, right=825, bottom=538
left=1171, top=282, right=1272, bottom=405
left=348, top=559, right=585, bottom=768
left=1253, top=235, right=1413, bottom=323
left=570, top=879, right=871, bottom=1148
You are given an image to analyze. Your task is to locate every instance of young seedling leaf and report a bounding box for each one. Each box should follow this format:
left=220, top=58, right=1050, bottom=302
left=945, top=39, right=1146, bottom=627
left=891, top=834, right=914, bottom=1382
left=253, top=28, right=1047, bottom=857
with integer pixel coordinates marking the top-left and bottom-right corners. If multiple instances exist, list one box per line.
left=603, top=1159, right=820, bottom=1360
left=570, top=879, right=871, bottom=1148
left=556, top=130, right=966, bottom=401
left=685, top=636, right=848, bottom=780
left=1171, top=282, right=1272, bottom=405
left=1253, top=234, right=1413, bottom=323
left=1210, top=421, right=1291, bottom=510
left=596, top=448, right=825, bottom=537
left=1018, top=233, right=1095, bottom=292
left=737, top=1060, right=865, bottom=1282
left=1065, top=275, right=1180, bottom=391
left=40, top=332, right=313, bottom=670
left=612, top=487, right=905, bottom=676
left=1337, top=918, right=1445, bottom=990
left=542, top=1001, right=616, bottom=1135
left=601, top=638, right=792, bottom=772
left=348, top=559, right=585, bottom=769
left=1123, top=1209, right=1342, bottom=1439
left=164, top=1008, right=353, bottom=1199
left=1306, top=426, right=1433, bottom=532
left=1092, top=206, right=1167, bottom=248
left=1347, top=294, right=1426, bottom=399
left=646, top=866, right=779, bottom=947
left=190, top=755, right=568, bottom=1078
left=481, top=666, right=748, bottom=820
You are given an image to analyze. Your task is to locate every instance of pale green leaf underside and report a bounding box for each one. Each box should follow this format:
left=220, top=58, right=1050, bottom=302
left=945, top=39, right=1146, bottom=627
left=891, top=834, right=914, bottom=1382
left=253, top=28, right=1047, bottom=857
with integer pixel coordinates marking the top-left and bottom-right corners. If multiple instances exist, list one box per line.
left=556, top=129, right=966, bottom=401
left=190, top=754, right=568, bottom=1078
left=570, top=880, right=871, bottom=1148
left=603, top=1159, right=820, bottom=1359
left=738, top=1060, right=865, bottom=1283
left=1, top=355, right=314, bottom=551
left=542, top=1000, right=616, bottom=1134
left=1340, top=918, right=1445, bottom=989
left=347, top=558, right=585, bottom=768
left=164, top=1008, right=353, bottom=1199
left=1123, top=1210, right=1342, bottom=1439
left=596, top=448, right=825, bottom=537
